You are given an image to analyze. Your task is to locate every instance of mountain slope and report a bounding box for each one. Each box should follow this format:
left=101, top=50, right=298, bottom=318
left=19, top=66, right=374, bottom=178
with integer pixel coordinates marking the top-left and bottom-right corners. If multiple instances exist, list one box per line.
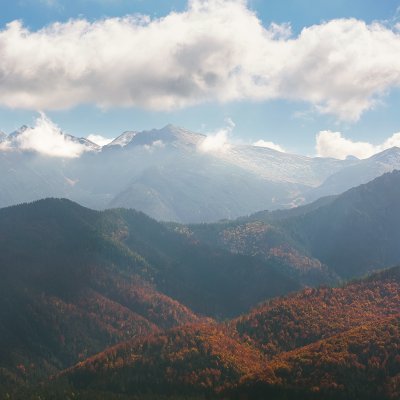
left=305, top=147, right=400, bottom=202
left=179, top=209, right=337, bottom=287
left=284, top=170, right=400, bottom=278
left=237, top=316, right=400, bottom=400
left=65, top=323, right=265, bottom=396
left=185, top=170, right=400, bottom=281
left=0, top=199, right=199, bottom=384
left=231, top=266, right=400, bottom=358
left=100, top=208, right=300, bottom=318
left=109, top=153, right=306, bottom=222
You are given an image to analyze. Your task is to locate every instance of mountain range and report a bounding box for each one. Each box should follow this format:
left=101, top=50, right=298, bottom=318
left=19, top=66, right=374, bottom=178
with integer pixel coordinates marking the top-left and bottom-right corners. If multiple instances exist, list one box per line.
left=1, top=170, right=400, bottom=399
left=2, top=123, right=400, bottom=222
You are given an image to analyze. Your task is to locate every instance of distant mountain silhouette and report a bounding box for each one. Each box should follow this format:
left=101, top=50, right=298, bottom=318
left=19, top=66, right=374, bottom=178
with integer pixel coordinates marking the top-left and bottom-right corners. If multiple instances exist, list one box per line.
left=2, top=123, right=400, bottom=222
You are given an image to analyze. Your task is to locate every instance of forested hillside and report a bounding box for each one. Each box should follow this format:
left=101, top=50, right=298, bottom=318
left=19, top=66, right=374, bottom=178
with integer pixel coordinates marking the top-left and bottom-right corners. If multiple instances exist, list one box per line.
left=47, top=266, right=400, bottom=400
left=236, top=316, right=400, bottom=400
left=231, top=266, right=400, bottom=357
left=0, top=198, right=297, bottom=388
left=184, top=170, right=400, bottom=281
left=2, top=175, right=400, bottom=399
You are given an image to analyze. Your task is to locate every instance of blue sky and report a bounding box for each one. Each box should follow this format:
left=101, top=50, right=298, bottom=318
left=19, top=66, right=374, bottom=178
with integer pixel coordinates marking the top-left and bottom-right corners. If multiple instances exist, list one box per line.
left=1, top=0, right=400, bottom=156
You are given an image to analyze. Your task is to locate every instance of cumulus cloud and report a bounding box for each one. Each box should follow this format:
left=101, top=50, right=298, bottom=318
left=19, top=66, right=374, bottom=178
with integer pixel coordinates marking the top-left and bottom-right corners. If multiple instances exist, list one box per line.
left=198, top=129, right=231, bottom=153
left=253, top=139, right=285, bottom=152
left=198, top=118, right=235, bottom=154
left=5, top=113, right=90, bottom=158
left=1, top=0, right=400, bottom=120
left=87, top=134, right=114, bottom=146
left=316, top=130, right=400, bottom=159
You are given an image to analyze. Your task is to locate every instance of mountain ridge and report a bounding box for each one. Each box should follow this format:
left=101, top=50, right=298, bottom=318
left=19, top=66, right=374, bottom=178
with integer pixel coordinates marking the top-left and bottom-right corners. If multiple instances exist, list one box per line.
left=1, top=123, right=400, bottom=222
left=184, top=170, right=400, bottom=281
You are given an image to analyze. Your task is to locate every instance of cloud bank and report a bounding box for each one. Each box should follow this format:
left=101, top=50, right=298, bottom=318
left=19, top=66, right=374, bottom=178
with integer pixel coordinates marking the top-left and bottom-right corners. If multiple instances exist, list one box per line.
left=1, top=0, right=400, bottom=120
left=316, top=130, right=400, bottom=159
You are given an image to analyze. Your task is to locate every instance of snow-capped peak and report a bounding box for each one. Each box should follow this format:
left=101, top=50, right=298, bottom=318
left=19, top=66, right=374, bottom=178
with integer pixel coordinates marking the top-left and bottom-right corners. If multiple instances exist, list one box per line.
left=369, top=146, right=400, bottom=163
left=106, top=131, right=138, bottom=147
left=9, top=125, right=29, bottom=138
left=65, top=135, right=101, bottom=151
left=105, top=125, right=205, bottom=149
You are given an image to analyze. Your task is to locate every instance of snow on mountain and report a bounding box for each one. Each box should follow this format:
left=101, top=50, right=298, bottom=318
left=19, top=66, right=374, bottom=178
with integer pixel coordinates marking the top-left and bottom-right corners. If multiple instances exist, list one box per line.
left=215, top=145, right=357, bottom=187
left=8, top=125, right=29, bottom=139
left=106, top=125, right=205, bottom=149
left=1, top=122, right=400, bottom=222
left=305, top=146, right=400, bottom=202
left=2, top=125, right=100, bottom=154
left=105, top=125, right=354, bottom=187
left=106, top=131, right=138, bottom=147
left=66, top=135, right=101, bottom=151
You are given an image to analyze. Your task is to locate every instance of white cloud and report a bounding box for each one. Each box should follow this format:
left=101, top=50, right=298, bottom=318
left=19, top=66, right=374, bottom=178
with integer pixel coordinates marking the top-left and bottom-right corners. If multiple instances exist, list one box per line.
left=382, top=132, right=400, bottom=149
left=1, top=1, right=400, bottom=120
left=87, top=134, right=114, bottom=146
left=198, top=118, right=235, bottom=154
left=198, top=129, right=231, bottom=153
left=144, top=139, right=165, bottom=151
left=253, top=139, right=285, bottom=152
left=10, top=113, right=89, bottom=158
left=0, top=140, right=11, bottom=151
left=199, top=119, right=286, bottom=154
left=316, top=130, right=400, bottom=159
